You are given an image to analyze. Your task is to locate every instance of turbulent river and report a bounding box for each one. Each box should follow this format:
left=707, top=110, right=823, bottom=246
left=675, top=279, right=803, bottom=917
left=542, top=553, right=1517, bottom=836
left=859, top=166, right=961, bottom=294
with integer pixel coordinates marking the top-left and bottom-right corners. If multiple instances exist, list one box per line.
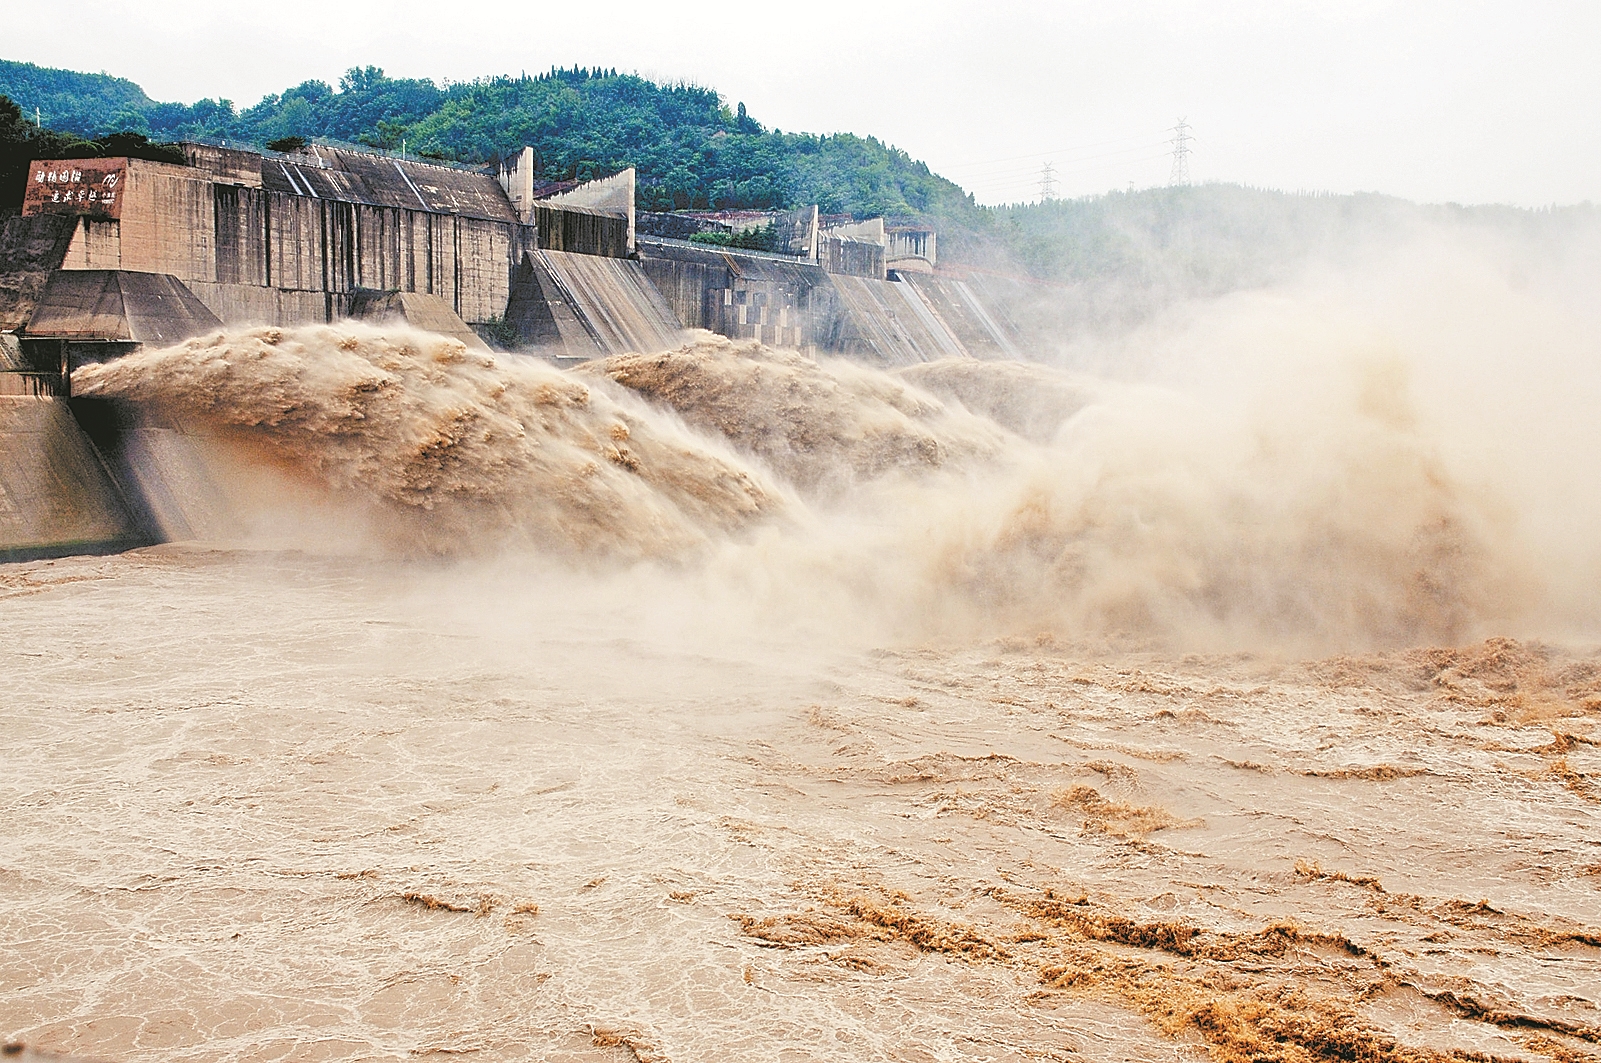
left=5, top=237, right=1601, bottom=1062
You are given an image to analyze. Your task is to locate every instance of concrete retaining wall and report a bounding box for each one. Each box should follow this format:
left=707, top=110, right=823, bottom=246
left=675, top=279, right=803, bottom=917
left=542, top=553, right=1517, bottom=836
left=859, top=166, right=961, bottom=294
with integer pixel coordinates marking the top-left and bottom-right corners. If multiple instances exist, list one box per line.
left=532, top=204, right=628, bottom=258
left=534, top=168, right=635, bottom=253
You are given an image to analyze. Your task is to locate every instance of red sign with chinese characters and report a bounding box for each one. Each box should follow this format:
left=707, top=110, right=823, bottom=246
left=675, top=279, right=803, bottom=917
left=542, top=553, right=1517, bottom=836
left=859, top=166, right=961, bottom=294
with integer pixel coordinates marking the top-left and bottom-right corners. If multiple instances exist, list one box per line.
left=22, top=158, right=128, bottom=219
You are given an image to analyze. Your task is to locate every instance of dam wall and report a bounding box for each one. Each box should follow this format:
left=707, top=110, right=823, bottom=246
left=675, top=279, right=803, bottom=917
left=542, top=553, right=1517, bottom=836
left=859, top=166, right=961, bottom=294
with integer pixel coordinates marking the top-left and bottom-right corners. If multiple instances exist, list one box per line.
left=8, top=145, right=1027, bottom=368
left=1, top=140, right=1061, bottom=562
left=531, top=168, right=636, bottom=253
left=67, top=150, right=536, bottom=328
left=5, top=145, right=644, bottom=342
left=531, top=204, right=629, bottom=258
left=897, top=273, right=1019, bottom=359
left=639, top=241, right=840, bottom=352
left=0, top=396, right=144, bottom=561
left=636, top=239, right=1035, bottom=365
left=534, top=250, right=685, bottom=356
left=708, top=253, right=836, bottom=352
left=826, top=273, right=967, bottom=365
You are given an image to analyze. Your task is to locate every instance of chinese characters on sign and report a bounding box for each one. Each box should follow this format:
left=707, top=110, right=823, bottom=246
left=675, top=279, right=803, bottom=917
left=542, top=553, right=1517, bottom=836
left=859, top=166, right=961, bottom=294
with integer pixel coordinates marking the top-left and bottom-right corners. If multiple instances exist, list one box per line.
left=22, top=158, right=129, bottom=220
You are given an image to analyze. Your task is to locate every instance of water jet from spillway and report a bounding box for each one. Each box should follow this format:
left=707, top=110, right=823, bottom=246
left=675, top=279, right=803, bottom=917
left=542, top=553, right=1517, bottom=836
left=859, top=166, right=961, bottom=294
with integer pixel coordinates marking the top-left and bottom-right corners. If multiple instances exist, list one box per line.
left=70, top=323, right=784, bottom=560
left=65, top=262, right=1601, bottom=654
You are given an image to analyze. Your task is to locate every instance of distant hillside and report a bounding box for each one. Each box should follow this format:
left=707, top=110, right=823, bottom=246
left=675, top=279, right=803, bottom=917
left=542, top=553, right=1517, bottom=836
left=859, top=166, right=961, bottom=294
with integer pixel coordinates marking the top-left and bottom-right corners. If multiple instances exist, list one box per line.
left=984, top=184, right=1600, bottom=337
left=992, top=184, right=1535, bottom=285
left=0, top=59, right=981, bottom=224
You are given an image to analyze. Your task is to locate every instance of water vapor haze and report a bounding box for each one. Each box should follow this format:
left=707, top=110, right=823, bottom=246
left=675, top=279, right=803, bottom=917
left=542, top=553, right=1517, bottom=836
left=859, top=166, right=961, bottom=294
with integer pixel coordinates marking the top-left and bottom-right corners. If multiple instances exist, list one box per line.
left=18, top=193, right=1601, bottom=1063
left=70, top=219, right=1601, bottom=655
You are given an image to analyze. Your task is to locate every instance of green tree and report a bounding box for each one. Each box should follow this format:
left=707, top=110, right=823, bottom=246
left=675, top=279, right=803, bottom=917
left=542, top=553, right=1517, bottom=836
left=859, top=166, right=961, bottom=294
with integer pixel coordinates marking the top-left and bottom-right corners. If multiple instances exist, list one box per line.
left=0, top=94, right=181, bottom=215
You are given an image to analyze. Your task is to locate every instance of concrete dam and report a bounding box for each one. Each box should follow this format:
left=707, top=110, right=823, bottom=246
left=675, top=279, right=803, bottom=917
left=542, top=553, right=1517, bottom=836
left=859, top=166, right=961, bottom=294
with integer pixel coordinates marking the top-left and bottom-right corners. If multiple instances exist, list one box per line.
left=0, top=141, right=1045, bottom=560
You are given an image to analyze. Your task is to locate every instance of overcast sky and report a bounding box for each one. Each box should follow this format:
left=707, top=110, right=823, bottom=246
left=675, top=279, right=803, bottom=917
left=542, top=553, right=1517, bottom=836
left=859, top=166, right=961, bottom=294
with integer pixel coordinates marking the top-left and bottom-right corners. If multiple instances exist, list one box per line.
left=10, top=0, right=1596, bottom=207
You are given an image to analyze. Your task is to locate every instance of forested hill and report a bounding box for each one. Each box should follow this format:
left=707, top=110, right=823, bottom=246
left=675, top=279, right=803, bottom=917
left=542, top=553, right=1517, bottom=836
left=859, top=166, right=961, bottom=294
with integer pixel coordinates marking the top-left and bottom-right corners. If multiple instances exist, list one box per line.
left=0, top=58, right=980, bottom=222
left=0, top=60, right=156, bottom=137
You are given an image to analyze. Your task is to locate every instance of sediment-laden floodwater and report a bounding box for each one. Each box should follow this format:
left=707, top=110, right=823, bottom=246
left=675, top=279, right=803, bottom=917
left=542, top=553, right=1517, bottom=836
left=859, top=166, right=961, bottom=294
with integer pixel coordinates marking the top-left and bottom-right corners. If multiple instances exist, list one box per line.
left=2, top=547, right=1598, bottom=1062
left=8, top=240, right=1601, bottom=1061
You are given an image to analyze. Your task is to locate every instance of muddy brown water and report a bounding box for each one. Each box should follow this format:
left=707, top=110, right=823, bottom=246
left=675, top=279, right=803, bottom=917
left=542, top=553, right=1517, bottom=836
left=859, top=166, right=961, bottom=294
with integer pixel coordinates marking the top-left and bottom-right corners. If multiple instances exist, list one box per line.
left=14, top=306, right=1601, bottom=1060
left=2, top=548, right=1597, bottom=1063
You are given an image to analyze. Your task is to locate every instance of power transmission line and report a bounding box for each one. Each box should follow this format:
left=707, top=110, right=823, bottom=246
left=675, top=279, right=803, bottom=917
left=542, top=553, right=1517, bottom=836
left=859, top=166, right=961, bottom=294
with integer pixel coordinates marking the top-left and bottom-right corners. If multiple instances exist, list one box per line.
left=1168, top=118, right=1193, bottom=186
left=1038, top=162, right=1058, bottom=202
